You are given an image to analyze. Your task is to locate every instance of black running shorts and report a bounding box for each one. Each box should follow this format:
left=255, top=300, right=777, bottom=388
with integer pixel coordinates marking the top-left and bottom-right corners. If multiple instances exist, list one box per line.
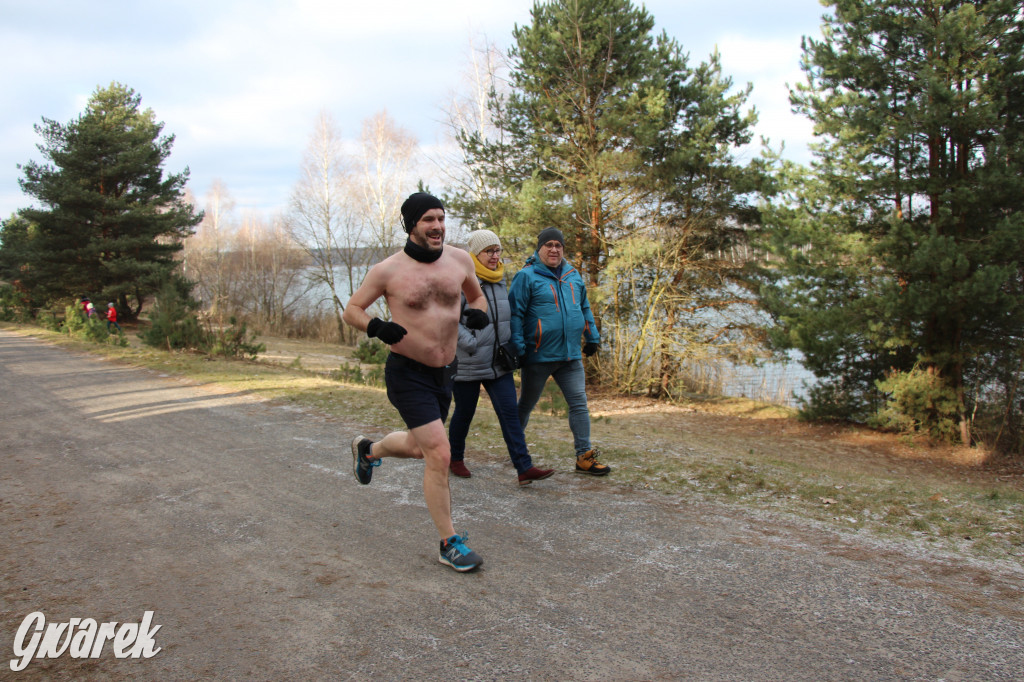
left=384, top=353, right=456, bottom=429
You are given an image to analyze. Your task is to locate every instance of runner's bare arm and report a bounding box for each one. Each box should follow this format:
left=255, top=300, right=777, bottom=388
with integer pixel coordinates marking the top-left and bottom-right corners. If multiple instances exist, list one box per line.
left=459, top=251, right=487, bottom=313
left=342, top=264, right=388, bottom=332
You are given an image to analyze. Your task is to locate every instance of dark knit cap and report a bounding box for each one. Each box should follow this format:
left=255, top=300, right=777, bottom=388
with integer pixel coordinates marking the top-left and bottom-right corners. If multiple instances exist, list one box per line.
left=400, top=192, right=445, bottom=233
left=537, top=226, right=565, bottom=250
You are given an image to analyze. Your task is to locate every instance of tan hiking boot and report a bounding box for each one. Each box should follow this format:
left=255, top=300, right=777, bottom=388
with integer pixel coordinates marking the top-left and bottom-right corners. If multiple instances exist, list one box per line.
left=575, top=449, right=611, bottom=476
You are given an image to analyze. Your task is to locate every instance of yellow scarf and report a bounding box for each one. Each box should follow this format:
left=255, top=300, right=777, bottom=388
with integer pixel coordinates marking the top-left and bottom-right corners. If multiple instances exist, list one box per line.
left=474, top=257, right=504, bottom=283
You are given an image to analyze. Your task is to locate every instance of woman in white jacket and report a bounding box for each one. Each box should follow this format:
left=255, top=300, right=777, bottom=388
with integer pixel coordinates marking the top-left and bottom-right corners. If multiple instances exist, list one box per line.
left=448, top=230, right=555, bottom=486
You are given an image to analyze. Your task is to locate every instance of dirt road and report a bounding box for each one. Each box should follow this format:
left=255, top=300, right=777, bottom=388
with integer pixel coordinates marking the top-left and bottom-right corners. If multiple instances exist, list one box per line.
left=2, top=328, right=1023, bottom=681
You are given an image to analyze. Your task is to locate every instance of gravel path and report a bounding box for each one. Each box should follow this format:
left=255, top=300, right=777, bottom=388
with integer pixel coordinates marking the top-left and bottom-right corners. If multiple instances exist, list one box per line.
left=2, top=328, right=1022, bottom=680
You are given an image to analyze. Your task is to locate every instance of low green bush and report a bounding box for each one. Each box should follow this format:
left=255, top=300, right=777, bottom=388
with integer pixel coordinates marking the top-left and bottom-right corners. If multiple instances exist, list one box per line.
left=871, top=366, right=959, bottom=440
left=0, top=284, right=31, bottom=322
left=353, top=338, right=388, bottom=364
left=209, top=317, right=265, bottom=359
left=62, top=304, right=127, bottom=347
left=139, top=283, right=207, bottom=351
left=331, top=361, right=384, bottom=387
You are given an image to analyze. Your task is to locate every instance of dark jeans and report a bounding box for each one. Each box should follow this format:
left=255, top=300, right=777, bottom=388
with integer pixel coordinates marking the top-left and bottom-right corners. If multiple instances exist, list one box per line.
left=449, top=372, right=533, bottom=473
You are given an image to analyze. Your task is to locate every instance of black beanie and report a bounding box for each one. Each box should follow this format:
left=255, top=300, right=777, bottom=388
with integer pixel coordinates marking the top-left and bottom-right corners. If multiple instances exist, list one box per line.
left=537, top=227, right=565, bottom=250
left=401, top=192, right=445, bottom=233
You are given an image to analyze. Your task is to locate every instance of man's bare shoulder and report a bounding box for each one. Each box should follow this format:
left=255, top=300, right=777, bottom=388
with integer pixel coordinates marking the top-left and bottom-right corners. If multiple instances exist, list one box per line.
left=447, top=247, right=472, bottom=262
left=367, top=251, right=410, bottom=276
left=443, top=247, right=474, bottom=269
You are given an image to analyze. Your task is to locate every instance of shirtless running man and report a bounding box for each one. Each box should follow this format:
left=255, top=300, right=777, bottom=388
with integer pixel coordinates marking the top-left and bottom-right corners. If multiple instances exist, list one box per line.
left=342, top=192, right=490, bottom=572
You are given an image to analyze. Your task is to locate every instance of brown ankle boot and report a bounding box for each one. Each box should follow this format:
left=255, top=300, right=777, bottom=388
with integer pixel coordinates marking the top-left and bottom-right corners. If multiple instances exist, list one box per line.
left=450, top=460, right=472, bottom=478
left=518, top=466, right=555, bottom=486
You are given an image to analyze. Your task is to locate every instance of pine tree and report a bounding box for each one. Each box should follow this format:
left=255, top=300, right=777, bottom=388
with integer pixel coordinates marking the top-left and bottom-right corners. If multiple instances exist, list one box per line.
left=762, top=1, right=1024, bottom=443
left=13, top=82, right=201, bottom=317
left=452, top=0, right=767, bottom=395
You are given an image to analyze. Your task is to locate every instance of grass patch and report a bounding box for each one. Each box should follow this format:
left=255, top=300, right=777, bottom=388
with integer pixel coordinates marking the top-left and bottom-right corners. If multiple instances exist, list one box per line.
left=601, top=442, right=1024, bottom=561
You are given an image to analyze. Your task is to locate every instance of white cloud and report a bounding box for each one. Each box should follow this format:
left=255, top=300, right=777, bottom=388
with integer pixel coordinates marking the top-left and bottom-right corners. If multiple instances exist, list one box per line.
left=714, top=36, right=815, bottom=159
left=0, top=0, right=825, bottom=220
left=718, top=35, right=805, bottom=79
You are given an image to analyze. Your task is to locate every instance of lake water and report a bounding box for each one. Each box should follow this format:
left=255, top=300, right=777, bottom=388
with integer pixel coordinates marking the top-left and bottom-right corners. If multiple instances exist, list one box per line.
left=717, top=354, right=814, bottom=407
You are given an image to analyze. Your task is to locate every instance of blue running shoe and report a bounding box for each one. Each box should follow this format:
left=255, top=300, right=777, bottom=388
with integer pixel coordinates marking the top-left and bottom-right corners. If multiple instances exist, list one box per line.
left=439, top=534, right=483, bottom=572
left=351, top=435, right=380, bottom=485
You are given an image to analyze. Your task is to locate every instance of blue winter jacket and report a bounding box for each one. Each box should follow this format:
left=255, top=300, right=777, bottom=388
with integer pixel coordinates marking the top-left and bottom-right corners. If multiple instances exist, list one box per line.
left=508, top=253, right=600, bottom=364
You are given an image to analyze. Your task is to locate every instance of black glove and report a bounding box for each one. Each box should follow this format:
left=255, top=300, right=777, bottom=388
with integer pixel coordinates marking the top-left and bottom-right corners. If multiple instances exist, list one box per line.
left=366, top=317, right=407, bottom=345
left=464, top=308, right=489, bottom=330
left=583, top=342, right=600, bottom=357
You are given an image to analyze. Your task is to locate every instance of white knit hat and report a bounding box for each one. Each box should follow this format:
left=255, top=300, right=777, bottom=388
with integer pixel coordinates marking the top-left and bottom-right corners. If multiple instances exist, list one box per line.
left=465, top=229, right=501, bottom=256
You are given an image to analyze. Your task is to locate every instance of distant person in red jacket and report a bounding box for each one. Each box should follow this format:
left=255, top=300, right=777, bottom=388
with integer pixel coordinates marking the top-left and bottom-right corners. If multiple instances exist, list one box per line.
left=106, top=302, right=121, bottom=333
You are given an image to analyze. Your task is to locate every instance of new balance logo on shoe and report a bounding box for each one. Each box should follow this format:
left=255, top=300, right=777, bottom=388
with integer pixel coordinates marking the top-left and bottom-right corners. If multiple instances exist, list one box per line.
left=439, top=534, right=483, bottom=572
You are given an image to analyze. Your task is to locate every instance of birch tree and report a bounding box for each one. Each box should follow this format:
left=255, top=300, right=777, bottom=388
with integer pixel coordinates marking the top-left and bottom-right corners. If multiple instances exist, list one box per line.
left=355, top=110, right=418, bottom=257
left=190, top=179, right=235, bottom=323
left=440, top=33, right=519, bottom=248
left=233, top=214, right=311, bottom=331
left=286, top=112, right=361, bottom=342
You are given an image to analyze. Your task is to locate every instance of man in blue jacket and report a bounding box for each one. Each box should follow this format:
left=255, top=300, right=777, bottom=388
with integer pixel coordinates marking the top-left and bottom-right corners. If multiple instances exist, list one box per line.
left=509, top=227, right=611, bottom=476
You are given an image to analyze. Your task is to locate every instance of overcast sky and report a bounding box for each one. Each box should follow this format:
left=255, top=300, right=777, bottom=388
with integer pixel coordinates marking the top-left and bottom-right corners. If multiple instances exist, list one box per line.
left=0, top=0, right=829, bottom=222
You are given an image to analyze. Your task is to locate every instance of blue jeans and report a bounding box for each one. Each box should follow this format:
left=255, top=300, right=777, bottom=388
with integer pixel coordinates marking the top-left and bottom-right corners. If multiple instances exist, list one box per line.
left=449, top=372, right=534, bottom=473
left=517, top=359, right=591, bottom=456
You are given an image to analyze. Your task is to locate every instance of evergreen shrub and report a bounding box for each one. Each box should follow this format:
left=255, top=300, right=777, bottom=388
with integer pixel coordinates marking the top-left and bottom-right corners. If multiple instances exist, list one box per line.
left=0, top=284, right=30, bottom=322
left=871, top=367, right=959, bottom=441
left=63, top=305, right=127, bottom=347
left=209, top=317, right=265, bottom=359
left=354, top=338, right=388, bottom=364
left=139, top=283, right=207, bottom=351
